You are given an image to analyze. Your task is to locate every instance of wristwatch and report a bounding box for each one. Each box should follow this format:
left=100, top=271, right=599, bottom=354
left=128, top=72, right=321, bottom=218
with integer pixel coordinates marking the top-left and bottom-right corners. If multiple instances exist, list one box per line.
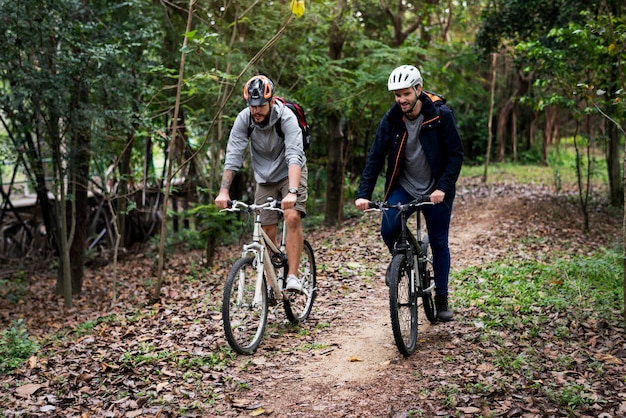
left=288, top=187, right=299, bottom=196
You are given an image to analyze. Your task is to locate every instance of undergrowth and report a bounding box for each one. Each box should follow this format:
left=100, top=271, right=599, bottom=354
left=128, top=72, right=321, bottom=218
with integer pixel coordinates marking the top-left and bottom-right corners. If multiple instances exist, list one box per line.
left=454, top=248, right=623, bottom=326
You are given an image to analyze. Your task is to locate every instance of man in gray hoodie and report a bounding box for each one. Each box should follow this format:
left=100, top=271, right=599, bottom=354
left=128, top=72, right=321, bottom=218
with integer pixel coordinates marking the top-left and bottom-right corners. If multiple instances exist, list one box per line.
left=215, top=75, right=308, bottom=293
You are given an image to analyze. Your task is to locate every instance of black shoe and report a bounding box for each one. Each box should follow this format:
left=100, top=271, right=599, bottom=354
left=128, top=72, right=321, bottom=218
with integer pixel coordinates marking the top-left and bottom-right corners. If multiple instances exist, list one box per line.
left=435, top=294, right=454, bottom=322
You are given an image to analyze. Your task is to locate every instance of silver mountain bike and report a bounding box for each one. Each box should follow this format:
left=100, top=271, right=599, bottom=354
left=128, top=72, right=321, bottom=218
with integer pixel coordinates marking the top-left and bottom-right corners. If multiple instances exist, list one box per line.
left=221, top=199, right=317, bottom=355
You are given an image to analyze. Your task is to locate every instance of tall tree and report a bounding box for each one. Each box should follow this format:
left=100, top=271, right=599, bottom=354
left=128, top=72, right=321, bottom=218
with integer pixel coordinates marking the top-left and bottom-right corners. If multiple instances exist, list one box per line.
left=0, top=0, right=161, bottom=305
left=325, top=0, right=349, bottom=226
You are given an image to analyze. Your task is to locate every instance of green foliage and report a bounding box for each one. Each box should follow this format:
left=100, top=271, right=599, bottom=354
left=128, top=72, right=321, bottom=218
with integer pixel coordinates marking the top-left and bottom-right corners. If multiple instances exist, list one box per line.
left=117, top=341, right=235, bottom=371
left=454, top=248, right=623, bottom=330
left=149, top=203, right=240, bottom=252
left=476, top=0, right=579, bottom=55
left=186, top=203, right=239, bottom=245
left=513, top=11, right=626, bottom=127
left=461, top=147, right=609, bottom=190
left=0, top=274, right=28, bottom=304
left=0, top=0, right=622, bottom=260
left=0, top=319, right=39, bottom=374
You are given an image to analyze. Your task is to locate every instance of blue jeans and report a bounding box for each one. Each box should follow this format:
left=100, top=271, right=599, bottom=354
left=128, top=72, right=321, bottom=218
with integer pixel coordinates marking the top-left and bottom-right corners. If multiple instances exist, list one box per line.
left=380, top=185, right=452, bottom=296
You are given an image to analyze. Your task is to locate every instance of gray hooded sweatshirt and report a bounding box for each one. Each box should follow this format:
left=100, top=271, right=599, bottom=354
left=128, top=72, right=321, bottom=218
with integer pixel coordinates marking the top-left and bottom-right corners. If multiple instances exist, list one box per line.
left=224, top=100, right=306, bottom=184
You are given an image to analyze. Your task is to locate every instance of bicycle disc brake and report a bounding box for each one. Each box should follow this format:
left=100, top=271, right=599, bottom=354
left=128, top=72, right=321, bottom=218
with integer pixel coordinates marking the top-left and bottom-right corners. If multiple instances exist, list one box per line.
left=271, top=252, right=288, bottom=268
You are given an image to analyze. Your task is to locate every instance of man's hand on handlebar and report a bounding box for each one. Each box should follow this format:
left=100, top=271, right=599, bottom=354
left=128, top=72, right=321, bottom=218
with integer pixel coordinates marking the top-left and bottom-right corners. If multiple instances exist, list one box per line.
left=281, top=192, right=297, bottom=210
left=215, top=190, right=231, bottom=209
left=430, top=190, right=445, bottom=204
left=355, top=198, right=370, bottom=211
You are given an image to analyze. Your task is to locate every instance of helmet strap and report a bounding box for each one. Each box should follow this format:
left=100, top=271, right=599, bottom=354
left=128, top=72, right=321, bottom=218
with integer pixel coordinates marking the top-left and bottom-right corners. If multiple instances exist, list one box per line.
left=404, top=86, right=421, bottom=115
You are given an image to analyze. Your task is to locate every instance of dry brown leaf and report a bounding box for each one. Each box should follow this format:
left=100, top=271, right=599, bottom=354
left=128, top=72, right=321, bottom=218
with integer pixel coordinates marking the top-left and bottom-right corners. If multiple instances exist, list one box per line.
left=28, top=355, right=38, bottom=368
left=15, top=382, right=47, bottom=396
left=457, top=406, right=481, bottom=413
left=595, top=353, right=622, bottom=364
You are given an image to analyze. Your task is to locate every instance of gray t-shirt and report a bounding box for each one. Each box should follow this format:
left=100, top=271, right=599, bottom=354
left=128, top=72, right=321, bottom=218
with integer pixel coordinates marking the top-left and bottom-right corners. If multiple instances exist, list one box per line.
left=398, top=115, right=435, bottom=197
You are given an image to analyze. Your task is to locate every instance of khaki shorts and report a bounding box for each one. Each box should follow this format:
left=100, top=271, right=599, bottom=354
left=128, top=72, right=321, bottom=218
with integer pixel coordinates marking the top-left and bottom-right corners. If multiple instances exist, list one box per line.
left=256, top=165, right=308, bottom=225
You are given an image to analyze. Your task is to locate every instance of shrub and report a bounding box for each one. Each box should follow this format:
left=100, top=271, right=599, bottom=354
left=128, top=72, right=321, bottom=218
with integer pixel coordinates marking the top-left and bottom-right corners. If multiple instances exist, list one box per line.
left=0, top=319, right=39, bottom=373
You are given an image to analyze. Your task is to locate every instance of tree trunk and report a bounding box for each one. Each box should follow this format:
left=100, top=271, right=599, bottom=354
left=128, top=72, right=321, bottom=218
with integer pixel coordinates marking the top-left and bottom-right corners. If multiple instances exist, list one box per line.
left=496, top=98, right=513, bottom=162
left=511, top=109, right=518, bottom=161
left=607, top=122, right=622, bottom=206
left=23, top=132, right=59, bottom=254
left=622, top=122, right=626, bottom=325
left=118, top=131, right=135, bottom=248
left=324, top=1, right=347, bottom=226
left=484, top=53, right=497, bottom=182
left=326, top=113, right=344, bottom=226
left=154, top=0, right=194, bottom=301
left=69, top=134, right=90, bottom=295
left=381, top=0, right=424, bottom=47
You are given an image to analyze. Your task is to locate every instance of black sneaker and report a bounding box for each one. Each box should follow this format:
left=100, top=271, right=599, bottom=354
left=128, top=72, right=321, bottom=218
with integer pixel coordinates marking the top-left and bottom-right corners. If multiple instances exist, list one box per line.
left=435, top=294, right=454, bottom=322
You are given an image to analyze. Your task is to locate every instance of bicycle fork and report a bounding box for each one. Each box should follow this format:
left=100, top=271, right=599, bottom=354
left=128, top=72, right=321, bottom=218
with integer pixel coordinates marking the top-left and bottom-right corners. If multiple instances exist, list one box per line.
left=240, top=243, right=282, bottom=307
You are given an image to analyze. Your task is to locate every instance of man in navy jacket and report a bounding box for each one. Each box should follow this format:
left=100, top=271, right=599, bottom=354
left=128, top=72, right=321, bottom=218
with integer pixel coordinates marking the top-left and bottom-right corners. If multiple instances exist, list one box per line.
left=355, top=65, right=464, bottom=322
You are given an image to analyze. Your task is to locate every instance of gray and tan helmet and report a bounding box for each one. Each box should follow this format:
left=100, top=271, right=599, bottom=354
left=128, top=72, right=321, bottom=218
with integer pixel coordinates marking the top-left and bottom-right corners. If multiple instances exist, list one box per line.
left=244, top=75, right=274, bottom=106
left=387, top=65, right=423, bottom=91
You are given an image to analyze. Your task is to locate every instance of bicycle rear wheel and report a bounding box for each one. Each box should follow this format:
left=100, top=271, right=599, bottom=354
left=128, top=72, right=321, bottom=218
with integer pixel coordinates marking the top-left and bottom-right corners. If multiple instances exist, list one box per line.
left=388, top=254, right=418, bottom=356
left=222, top=256, right=268, bottom=355
left=284, top=239, right=317, bottom=324
left=419, top=234, right=437, bottom=324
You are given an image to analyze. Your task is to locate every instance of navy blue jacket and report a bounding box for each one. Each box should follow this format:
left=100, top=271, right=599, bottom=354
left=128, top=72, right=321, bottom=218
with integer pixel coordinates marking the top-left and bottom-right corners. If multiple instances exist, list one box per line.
left=356, top=92, right=464, bottom=207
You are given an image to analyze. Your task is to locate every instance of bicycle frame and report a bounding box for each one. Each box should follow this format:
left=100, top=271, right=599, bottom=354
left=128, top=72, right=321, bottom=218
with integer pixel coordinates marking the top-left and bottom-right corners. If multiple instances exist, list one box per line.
left=242, top=210, right=286, bottom=306
left=227, top=199, right=287, bottom=305
left=370, top=196, right=436, bottom=300
left=222, top=198, right=317, bottom=354
left=394, top=204, right=436, bottom=299
left=369, top=196, right=437, bottom=356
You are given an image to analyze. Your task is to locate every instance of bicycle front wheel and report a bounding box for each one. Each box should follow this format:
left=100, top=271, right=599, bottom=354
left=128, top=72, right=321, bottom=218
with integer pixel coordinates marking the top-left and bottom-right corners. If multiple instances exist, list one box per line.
left=222, top=256, right=268, bottom=355
left=419, top=234, right=437, bottom=324
left=388, top=254, right=418, bottom=356
left=284, top=239, right=317, bottom=324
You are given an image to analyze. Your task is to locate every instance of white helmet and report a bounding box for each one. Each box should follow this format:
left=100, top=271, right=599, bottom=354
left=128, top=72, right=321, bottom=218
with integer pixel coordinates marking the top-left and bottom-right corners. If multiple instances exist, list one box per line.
left=387, top=65, right=423, bottom=91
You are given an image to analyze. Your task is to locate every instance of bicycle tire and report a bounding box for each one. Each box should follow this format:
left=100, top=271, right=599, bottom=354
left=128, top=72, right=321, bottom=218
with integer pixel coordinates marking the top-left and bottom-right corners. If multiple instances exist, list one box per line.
left=419, top=234, right=437, bottom=324
left=284, top=239, right=317, bottom=324
left=222, top=256, right=268, bottom=355
left=388, top=254, right=418, bottom=356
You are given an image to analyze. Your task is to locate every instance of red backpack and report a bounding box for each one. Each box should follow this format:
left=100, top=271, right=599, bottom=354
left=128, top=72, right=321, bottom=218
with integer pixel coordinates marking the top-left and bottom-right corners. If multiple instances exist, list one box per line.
left=248, top=96, right=311, bottom=151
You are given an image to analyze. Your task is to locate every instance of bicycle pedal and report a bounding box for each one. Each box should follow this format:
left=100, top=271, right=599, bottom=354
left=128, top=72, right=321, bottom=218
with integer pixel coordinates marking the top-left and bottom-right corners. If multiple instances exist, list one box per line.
left=283, top=288, right=304, bottom=297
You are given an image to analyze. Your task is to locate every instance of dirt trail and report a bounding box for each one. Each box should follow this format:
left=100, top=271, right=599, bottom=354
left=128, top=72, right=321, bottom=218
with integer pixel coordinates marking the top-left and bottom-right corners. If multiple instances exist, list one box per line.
left=239, top=192, right=497, bottom=417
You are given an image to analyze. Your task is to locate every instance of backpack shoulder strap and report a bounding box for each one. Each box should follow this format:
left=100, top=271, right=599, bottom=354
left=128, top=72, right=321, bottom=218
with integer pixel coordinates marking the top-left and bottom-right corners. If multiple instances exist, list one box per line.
left=273, top=96, right=286, bottom=139
left=247, top=109, right=254, bottom=138
left=424, top=90, right=446, bottom=105
left=275, top=119, right=284, bottom=139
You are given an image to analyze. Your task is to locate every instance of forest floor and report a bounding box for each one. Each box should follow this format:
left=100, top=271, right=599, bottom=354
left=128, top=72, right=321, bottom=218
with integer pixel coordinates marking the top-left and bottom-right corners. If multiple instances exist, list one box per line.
left=1, top=177, right=625, bottom=417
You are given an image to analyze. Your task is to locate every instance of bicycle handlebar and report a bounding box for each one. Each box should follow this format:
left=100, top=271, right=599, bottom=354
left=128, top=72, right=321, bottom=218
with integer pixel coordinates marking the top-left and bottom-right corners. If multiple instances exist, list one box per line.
left=366, top=195, right=433, bottom=212
left=222, top=198, right=284, bottom=214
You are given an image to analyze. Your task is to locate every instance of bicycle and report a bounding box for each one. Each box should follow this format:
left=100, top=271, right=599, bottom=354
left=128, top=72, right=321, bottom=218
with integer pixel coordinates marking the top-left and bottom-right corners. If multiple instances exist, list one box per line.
left=220, top=198, right=317, bottom=355
left=368, top=195, right=438, bottom=356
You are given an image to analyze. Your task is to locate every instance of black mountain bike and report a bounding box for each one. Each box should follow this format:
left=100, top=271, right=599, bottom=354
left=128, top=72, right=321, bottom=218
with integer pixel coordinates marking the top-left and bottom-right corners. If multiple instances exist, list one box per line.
left=369, top=196, right=438, bottom=356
